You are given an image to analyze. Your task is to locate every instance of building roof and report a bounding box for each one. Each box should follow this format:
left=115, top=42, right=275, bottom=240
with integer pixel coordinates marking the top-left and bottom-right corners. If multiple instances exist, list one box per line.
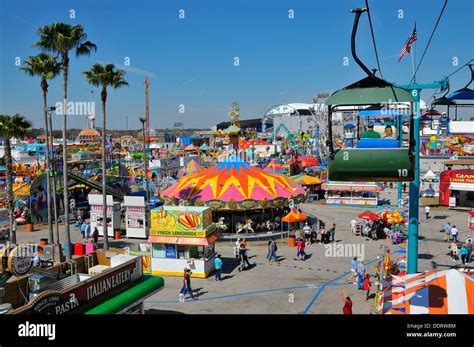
left=442, top=159, right=474, bottom=166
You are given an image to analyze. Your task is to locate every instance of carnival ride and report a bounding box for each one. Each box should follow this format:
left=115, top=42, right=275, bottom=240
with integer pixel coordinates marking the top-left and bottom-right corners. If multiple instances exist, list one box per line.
left=327, top=8, right=415, bottom=182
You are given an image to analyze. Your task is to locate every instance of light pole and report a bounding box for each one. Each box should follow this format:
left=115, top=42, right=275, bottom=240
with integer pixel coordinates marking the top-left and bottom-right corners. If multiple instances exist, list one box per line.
left=46, top=106, right=63, bottom=261
left=139, top=117, right=150, bottom=203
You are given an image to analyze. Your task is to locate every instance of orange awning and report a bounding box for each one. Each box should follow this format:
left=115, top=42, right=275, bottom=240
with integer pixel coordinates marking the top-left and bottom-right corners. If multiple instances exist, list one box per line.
left=281, top=208, right=308, bottom=223
left=148, top=232, right=221, bottom=246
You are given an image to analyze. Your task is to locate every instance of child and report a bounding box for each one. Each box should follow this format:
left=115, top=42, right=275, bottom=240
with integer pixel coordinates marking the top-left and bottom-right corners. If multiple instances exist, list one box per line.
left=363, top=274, right=371, bottom=301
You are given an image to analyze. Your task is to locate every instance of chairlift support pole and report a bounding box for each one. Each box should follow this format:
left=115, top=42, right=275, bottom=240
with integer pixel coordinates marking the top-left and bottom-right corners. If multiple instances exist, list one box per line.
left=396, top=79, right=448, bottom=274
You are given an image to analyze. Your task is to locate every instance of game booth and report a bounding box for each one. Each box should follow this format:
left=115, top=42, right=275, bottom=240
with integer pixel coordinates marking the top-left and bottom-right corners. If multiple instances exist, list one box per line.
left=88, top=194, right=121, bottom=237
left=124, top=196, right=151, bottom=239
left=149, top=206, right=220, bottom=278
left=439, top=169, right=474, bottom=208
left=322, top=181, right=383, bottom=206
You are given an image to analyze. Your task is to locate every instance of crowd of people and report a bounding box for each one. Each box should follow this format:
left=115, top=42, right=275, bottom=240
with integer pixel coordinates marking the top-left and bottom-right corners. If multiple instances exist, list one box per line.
left=443, top=222, right=473, bottom=266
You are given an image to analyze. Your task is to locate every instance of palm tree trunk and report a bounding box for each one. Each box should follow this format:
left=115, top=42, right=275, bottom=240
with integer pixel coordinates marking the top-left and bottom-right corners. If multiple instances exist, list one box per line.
left=62, top=56, right=71, bottom=260
left=42, top=80, right=53, bottom=244
left=5, top=138, right=14, bottom=244
left=101, top=87, right=109, bottom=250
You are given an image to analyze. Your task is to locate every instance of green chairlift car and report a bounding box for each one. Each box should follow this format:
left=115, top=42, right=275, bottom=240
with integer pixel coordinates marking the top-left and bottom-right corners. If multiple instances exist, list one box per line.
left=327, top=7, right=415, bottom=182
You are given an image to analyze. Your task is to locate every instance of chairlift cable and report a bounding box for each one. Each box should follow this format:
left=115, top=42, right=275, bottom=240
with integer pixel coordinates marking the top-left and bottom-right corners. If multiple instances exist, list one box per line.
left=365, top=0, right=383, bottom=79
left=408, top=0, right=448, bottom=85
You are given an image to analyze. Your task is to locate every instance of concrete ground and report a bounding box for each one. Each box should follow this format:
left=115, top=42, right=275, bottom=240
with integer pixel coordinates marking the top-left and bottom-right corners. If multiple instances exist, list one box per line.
left=13, top=187, right=473, bottom=314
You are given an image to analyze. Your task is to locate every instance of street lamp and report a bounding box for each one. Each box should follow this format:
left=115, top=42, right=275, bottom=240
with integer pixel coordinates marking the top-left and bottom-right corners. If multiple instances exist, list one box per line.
left=139, top=117, right=150, bottom=203
left=45, top=106, right=63, bottom=261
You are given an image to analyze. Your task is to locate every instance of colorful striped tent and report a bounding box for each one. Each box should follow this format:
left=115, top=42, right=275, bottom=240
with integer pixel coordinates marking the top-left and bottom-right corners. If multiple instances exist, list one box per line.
left=264, top=160, right=287, bottom=174
left=290, top=174, right=322, bottom=186
left=162, top=156, right=305, bottom=209
left=178, top=159, right=205, bottom=179
left=381, top=269, right=474, bottom=314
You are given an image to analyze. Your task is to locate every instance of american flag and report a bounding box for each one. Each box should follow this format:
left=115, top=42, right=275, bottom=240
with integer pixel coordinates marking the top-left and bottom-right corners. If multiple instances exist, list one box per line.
left=398, top=25, right=417, bottom=62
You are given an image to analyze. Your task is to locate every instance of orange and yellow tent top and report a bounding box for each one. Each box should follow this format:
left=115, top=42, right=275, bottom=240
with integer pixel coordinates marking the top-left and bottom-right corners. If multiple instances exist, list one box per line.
left=290, top=174, right=322, bottom=186
left=281, top=208, right=308, bottom=223
left=178, top=159, right=205, bottom=178
left=382, top=269, right=474, bottom=314
left=162, top=156, right=305, bottom=203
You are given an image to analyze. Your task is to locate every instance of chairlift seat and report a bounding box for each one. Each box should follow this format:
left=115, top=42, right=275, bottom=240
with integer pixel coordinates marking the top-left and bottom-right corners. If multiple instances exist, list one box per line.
left=356, top=138, right=400, bottom=149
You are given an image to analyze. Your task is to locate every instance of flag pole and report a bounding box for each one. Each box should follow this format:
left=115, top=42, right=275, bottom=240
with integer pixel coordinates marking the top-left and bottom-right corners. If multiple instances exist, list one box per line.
left=411, top=24, right=417, bottom=83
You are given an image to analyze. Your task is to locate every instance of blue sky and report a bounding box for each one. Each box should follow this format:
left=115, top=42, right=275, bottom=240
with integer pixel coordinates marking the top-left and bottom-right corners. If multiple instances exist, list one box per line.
left=0, top=0, right=473, bottom=130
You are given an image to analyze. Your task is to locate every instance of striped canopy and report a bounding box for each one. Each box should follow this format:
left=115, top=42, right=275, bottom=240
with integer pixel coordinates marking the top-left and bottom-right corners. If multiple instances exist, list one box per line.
left=290, top=174, right=322, bottom=186
left=264, top=160, right=287, bottom=174
left=382, top=269, right=474, bottom=314
left=163, top=156, right=305, bottom=203
left=178, top=159, right=204, bottom=179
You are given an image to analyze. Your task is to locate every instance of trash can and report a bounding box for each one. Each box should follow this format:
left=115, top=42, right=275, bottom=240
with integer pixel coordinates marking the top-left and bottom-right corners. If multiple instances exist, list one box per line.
left=288, top=235, right=296, bottom=247
left=74, top=243, right=84, bottom=256
left=62, top=242, right=73, bottom=257
left=114, top=230, right=121, bottom=240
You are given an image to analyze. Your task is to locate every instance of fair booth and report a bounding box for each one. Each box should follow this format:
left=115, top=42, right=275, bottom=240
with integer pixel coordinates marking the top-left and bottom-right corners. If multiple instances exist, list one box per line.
left=88, top=194, right=121, bottom=237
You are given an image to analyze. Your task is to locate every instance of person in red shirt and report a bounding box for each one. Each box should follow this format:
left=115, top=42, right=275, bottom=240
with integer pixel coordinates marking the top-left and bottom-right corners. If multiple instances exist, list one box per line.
left=296, top=238, right=307, bottom=260
left=363, top=274, right=371, bottom=301
left=340, top=289, right=352, bottom=314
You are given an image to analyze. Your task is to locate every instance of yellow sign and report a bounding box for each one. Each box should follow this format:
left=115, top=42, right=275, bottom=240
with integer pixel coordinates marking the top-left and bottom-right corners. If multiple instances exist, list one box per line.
left=150, top=224, right=215, bottom=238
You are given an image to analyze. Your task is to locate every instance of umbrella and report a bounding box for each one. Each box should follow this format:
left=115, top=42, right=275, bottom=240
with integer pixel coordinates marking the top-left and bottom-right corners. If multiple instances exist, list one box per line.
left=358, top=211, right=380, bottom=221
left=298, top=155, right=320, bottom=168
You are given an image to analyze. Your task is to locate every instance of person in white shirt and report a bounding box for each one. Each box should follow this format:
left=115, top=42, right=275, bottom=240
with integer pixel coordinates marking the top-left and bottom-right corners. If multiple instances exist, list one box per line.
left=451, top=225, right=459, bottom=242
left=350, top=219, right=358, bottom=236
left=425, top=206, right=430, bottom=219
left=303, top=223, right=312, bottom=245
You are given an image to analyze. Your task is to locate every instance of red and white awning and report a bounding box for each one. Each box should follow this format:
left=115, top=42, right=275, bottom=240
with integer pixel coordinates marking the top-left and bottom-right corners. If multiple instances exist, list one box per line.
left=382, top=269, right=474, bottom=314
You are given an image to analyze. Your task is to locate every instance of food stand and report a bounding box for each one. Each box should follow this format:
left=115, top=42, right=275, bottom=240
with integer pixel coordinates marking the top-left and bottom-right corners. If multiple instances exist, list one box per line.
left=88, top=194, right=121, bottom=237
left=124, top=196, right=152, bottom=239
left=322, top=181, right=383, bottom=206
left=149, top=206, right=220, bottom=278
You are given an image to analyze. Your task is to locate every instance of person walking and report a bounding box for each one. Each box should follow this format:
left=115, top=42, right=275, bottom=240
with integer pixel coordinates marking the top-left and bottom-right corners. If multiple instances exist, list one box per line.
left=180, top=268, right=197, bottom=300
left=451, top=225, right=459, bottom=242
left=349, top=257, right=358, bottom=283
left=85, top=222, right=91, bottom=241
left=466, top=235, right=473, bottom=263
left=269, top=237, right=278, bottom=262
left=80, top=221, right=87, bottom=239
left=444, top=222, right=452, bottom=242
left=449, top=242, right=459, bottom=262
left=350, top=219, right=358, bottom=236
left=329, top=223, right=336, bottom=243
left=303, top=222, right=312, bottom=245
left=234, top=238, right=241, bottom=260
left=356, top=260, right=365, bottom=290
left=363, top=274, right=372, bottom=301
left=242, top=245, right=253, bottom=268
left=319, top=225, right=327, bottom=244
left=340, top=289, right=352, bottom=314
left=214, top=254, right=223, bottom=281
left=425, top=205, right=430, bottom=219
left=238, top=246, right=246, bottom=271
left=296, top=238, right=307, bottom=261
left=460, top=244, right=469, bottom=266
left=91, top=226, right=99, bottom=244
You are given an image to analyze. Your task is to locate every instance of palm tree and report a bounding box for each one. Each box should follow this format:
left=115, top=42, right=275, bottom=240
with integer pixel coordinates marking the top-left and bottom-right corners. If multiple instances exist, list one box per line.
left=0, top=115, right=32, bottom=244
left=83, top=63, right=128, bottom=250
left=20, top=53, right=61, bottom=245
left=34, top=23, right=96, bottom=259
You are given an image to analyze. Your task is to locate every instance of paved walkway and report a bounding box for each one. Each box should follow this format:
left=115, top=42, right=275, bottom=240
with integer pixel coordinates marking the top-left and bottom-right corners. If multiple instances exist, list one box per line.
left=13, top=187, right=473, bottom=314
